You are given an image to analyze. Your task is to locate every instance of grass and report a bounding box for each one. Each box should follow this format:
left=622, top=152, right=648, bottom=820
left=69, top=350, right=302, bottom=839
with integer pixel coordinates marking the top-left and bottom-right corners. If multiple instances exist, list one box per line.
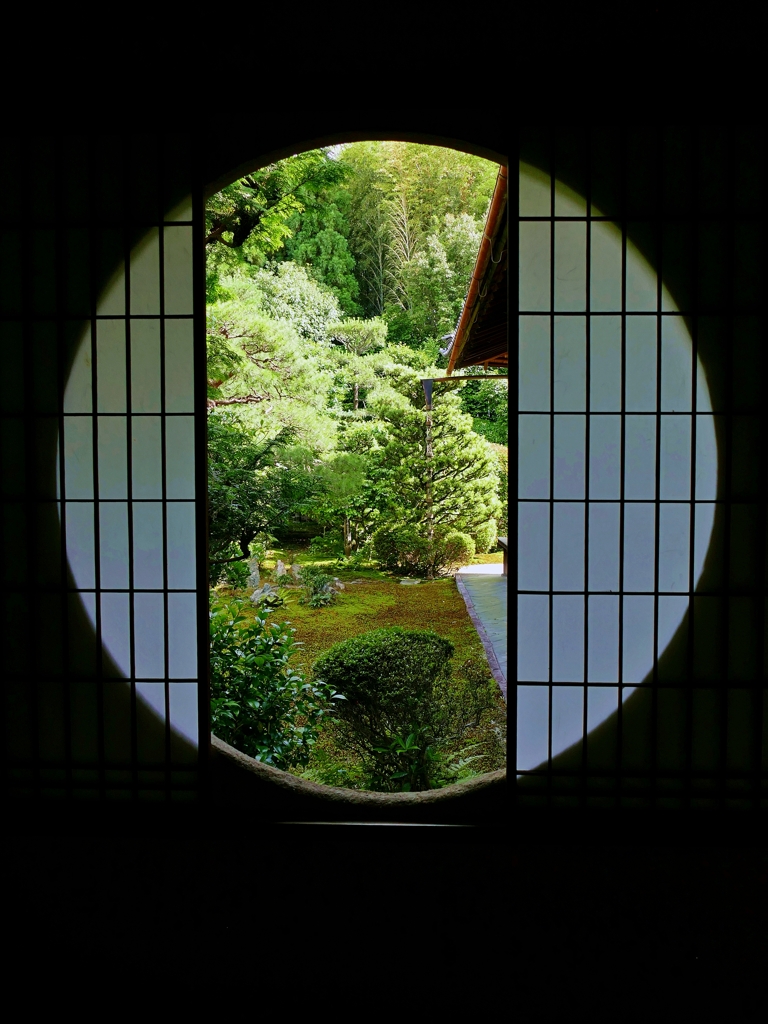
left=214, top=545, right=507, bottom=789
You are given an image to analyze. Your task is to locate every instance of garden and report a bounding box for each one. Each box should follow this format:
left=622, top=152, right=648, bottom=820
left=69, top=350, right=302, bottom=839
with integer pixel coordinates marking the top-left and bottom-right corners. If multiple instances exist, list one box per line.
left=206, top=141, right=508, bottom=792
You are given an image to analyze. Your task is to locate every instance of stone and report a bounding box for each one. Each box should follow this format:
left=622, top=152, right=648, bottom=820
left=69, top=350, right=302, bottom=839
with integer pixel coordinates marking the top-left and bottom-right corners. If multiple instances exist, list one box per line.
left=250, top=582, right=277, bottom=605
left=290, top=564, right=301, bottom=580
left=246, top=559, right=260, bottom=589
left=275, top=559, right=286, bottom=578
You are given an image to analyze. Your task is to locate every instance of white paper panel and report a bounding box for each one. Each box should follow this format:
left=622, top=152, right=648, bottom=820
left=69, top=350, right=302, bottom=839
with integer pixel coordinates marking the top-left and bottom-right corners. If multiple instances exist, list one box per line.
left=554, top=316, right=586, bottom=410
left=552, top=685, right=584, bottom=754
left=554, top=222, right=586, bottom=311
left=100, top=592, right=130, bottom=676
left=519, top=221, right=550, bottom=311
left=660, top=416, right=692, bottom=499
left=98, top=502, right=129, bottom=589
left=518, top=502, right=549, bottom=591
left=164, top=227, right=194, bottom=315
left=519, top=415, right=550, bottom=498
left=130, top=229, right=160, bottom=315
left=134, top=592, right=165, bottom=678
left=166, top=503, right=196, bottom=589
left=517, top=685, right=549, bottom=771
left=553, top=503, right=585, bottom=591
left=169, top=683, right=199, bottom=751
left=553, top=415, right=585, bottom=498
left=519, top=315, right=550, bottom=411
left=131, top=416, right=163, bottom=499
left=130, top=319, right=162, bottom=413
left=624, top=416, right=656, bottom=499
left=64, top=326, right=92, bottom=413
left=63, top=417, right=94, bottom=499
left=518, top=595, right=549, bottom=681
left=165, top=417, right=195, bottom=499
left=164, top=319, right=195, bottom=412
left=552, top=595, right=584, bottom=681
left=65, top=503, right=95, bottom=589
left=132, top=502, right=164, bottom=589
left=97, top=417, right=127, bottom=499
left=589, top=316, right=622, bottom=411
left=588, top=596, right=619, bottom=682
left=96, top=320, right=126, bottom=413
left=168, top=593, right=197, bottom=678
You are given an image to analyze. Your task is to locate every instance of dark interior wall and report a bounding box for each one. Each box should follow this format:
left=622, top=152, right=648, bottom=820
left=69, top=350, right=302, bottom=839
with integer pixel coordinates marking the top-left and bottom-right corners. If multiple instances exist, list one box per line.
left=1, top=117, right=765, bottom=837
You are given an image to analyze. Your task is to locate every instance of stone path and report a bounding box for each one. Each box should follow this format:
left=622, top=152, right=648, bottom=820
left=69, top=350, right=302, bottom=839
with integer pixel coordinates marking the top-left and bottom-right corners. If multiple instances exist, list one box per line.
left=455, top=564, right=507, bottom=700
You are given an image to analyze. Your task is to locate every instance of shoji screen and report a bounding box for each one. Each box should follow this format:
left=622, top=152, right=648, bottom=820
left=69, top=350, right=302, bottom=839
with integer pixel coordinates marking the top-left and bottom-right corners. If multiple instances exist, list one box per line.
left=2, top=137, right=206, bottom=801
left=514, top=129, right=765, bottom=810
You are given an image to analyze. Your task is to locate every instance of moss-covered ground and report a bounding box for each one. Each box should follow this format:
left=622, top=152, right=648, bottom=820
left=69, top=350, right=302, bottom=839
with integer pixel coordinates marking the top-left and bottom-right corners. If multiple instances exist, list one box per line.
left=214, top=546, right=507, bottom=789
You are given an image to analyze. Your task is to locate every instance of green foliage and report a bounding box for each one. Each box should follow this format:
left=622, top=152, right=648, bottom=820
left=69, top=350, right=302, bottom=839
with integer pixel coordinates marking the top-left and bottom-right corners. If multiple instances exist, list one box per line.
left=205, top=150, right=349, bottom=289
left=209, top=594, right=342, bottom=768
left=369, top=390, right=501, bottom=539
left=460, top=375, right=509, bottom=446
left=312, top=628, right=496, bottom=791
left=297, top=564, right=337, bottom=608
left=472, top=519, right=498, bottom=555
left=371, top=525, right=431, bottom=575
left=207, top=412, right=318, bottom=573
left=222, top=559, right=250, bottom=588
left=371, top=525, right=475, bottom=578
left=330, top=316, right=388, bottom=356
left=243, top=262, right=343, bottom=344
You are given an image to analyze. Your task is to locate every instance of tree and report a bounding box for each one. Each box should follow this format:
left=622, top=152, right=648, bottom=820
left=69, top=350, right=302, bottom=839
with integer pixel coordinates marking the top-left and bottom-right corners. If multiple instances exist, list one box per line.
left=459, top=372, right=509, bottom=446
left=205, top=149, right=349, bottom=299
left=281, top=185, right=361, bottom=315
left=207, top=412, right=317, bottom=573
left=328, top=317, right=388, bottom=411
left=369, top=389, right=501, bottom=547
left=206, top=272, right=336, bottom=451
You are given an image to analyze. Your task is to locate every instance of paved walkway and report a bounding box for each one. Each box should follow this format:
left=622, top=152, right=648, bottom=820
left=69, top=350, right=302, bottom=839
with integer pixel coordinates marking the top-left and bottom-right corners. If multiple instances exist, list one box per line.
left=455, top=564, right=507, bottom=700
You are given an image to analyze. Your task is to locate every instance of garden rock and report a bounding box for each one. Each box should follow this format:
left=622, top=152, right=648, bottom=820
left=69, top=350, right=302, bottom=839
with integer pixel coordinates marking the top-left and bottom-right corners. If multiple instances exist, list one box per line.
left=246, top=560, right=260, bottom=589
left=276, top=559, right=286, bottom=578
left=250, top=582, right=278, bottom=605
left=290, top=564, right=301, bottom=580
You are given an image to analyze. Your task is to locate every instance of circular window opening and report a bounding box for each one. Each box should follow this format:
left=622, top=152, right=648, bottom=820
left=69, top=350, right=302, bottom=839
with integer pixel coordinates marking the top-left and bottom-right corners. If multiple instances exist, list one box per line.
left=55, top=137, right=719, bottom=807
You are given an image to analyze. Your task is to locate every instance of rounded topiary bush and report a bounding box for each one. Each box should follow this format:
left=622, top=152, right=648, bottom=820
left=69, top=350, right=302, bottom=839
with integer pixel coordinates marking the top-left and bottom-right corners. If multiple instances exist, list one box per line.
left=312, top=627, right=455, bottom=791
left=311, top=627, right=501, bottom=792
left=313, top=627, right=453, bottom=724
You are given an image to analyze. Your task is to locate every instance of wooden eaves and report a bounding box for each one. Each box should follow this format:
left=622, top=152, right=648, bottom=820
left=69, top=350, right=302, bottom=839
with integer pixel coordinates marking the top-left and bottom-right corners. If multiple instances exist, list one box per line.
left=445, top=163, right=508, bottom=375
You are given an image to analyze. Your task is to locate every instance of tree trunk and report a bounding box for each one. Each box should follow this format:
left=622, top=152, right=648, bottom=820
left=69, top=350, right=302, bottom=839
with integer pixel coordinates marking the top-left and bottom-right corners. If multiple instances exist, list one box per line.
left=353, top=382, right=359, bottom=411
left=425, top=408, right=435, bottom=579
left=343, top=515, right=353, bottom=557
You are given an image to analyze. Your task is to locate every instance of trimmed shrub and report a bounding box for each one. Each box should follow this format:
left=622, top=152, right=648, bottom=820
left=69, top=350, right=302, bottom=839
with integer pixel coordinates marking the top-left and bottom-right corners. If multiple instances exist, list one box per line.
left=312, top=628, right=500, bottom=792
left=312, top=627, right=454, bottom=791
left=472, top=519, right=498, bottom=555
left=372, top=524, right=432, bottom=575
left=438, top=530, right=475, bottom=572
left=372, top=524, right=475, bottom=577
